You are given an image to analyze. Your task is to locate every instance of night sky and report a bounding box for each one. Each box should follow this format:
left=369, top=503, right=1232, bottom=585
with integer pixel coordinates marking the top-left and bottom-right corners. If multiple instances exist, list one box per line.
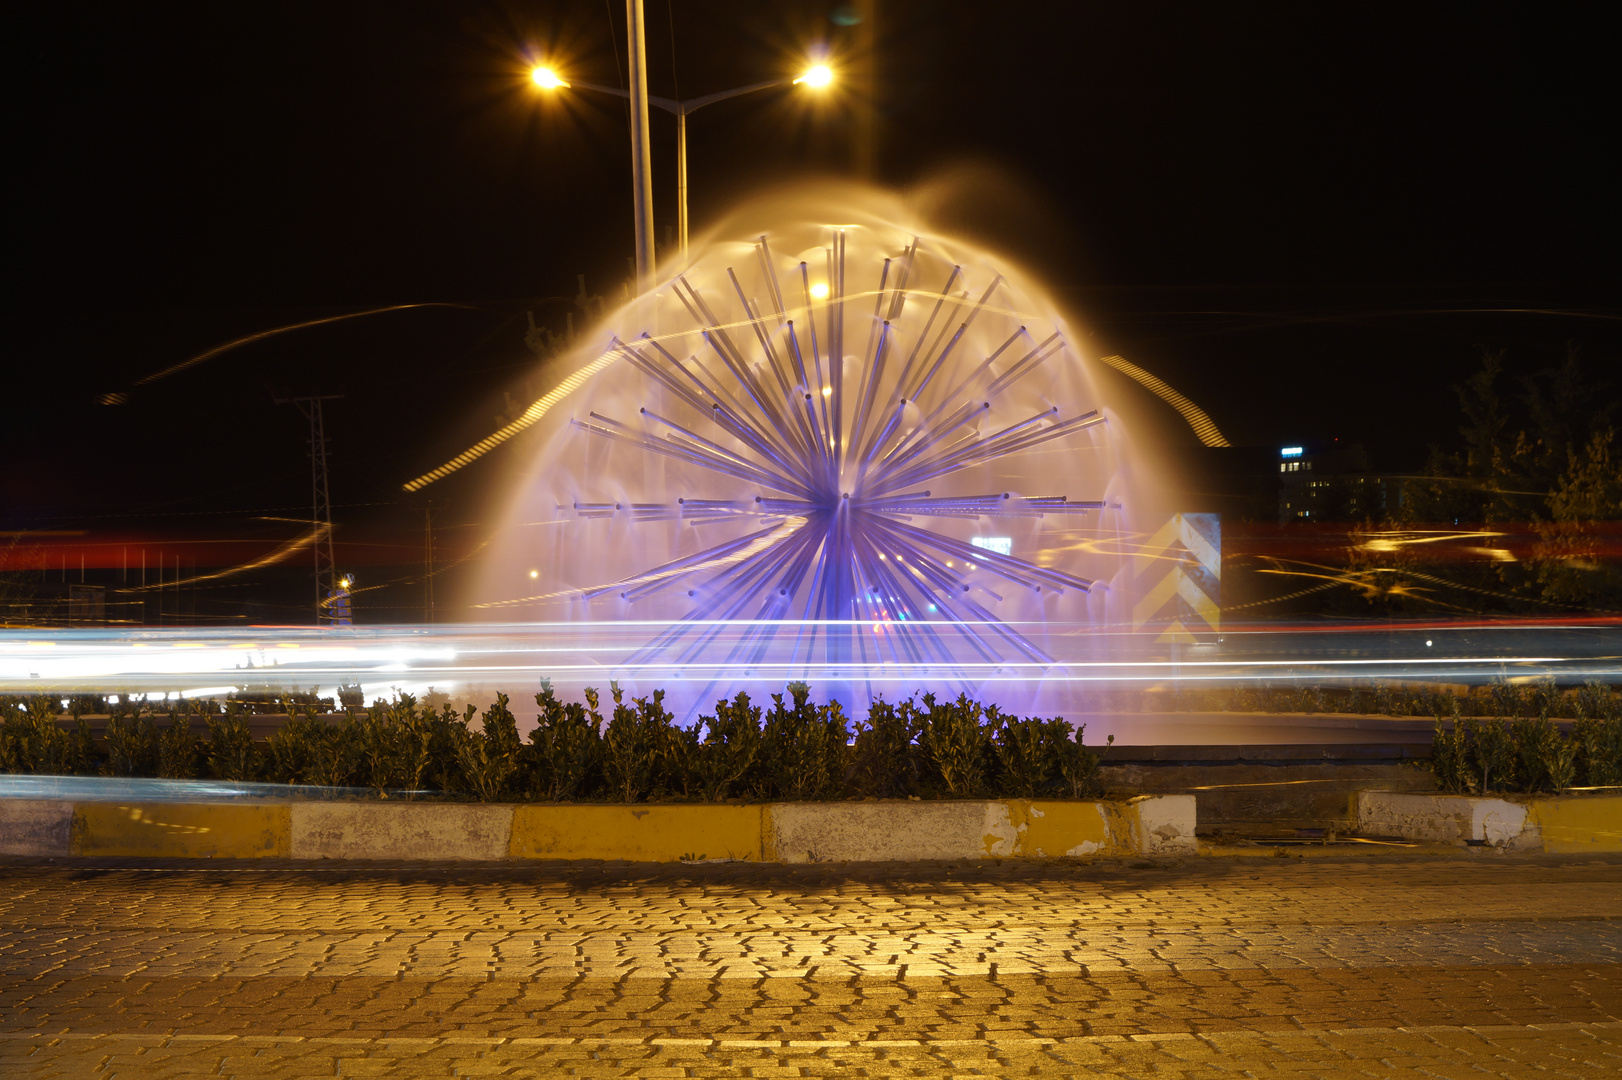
left=8, top=1, right=1618, bottom=619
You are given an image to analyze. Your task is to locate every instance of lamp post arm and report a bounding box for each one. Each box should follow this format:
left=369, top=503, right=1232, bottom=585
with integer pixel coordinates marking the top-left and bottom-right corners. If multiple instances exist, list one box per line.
left=569, top=79, right=681, bottom=115
left=566, top=78, right=785, bottom=116
left=678, top=79, right=787, bottom=116
left=558, top=75, right=791, bottom=265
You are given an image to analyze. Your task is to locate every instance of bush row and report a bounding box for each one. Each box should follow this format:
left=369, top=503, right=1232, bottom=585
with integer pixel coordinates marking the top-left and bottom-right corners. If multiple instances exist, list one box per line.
left=0, top=682, right=1109, bottom=803
left=1431, top=699, right=1622, bottom=794
left=1113, top=680, right=1622, bottom=720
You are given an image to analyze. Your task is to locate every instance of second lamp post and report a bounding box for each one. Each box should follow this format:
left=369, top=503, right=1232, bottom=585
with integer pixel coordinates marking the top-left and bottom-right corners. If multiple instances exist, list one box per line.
left=532, top=63, right=834, bottom=265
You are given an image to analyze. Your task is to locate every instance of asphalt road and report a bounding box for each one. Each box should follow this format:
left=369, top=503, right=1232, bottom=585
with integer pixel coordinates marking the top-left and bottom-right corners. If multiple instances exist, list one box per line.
left=2, top=854, right=1619, bottom=1077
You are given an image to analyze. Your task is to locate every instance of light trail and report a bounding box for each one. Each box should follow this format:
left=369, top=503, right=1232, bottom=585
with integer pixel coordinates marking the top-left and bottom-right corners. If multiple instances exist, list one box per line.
left=128, top=304, right=468, bottom=389
left=4, top=622, right=1616, bottom=718
left=1093, top=354, right=1230, bottom=447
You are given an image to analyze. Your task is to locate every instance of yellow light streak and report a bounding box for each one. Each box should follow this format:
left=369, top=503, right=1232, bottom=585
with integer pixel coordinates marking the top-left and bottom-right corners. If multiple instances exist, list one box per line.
left=126, top=526, right=323, bottom=592
left=1094, top=354, right=1230, bottom=447
left=132, top=304, right=464, bottom=388
left=402, top=347, right=621, bottom=492
left=1356, top=529, right=1506, bottom=554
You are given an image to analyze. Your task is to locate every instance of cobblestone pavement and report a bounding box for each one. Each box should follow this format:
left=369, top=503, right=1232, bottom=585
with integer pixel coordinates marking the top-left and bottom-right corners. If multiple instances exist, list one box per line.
left=1, top=854, right=1619, bottom=1076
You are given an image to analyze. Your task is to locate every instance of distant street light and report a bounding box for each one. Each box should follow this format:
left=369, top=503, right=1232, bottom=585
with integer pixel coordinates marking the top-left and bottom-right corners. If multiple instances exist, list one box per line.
left=531, top=62, right=835, bottom=263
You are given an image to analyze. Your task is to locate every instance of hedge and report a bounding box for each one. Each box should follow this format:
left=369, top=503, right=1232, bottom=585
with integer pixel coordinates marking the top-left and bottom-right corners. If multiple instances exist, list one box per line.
left=0, top=682, right=1109, bottom=803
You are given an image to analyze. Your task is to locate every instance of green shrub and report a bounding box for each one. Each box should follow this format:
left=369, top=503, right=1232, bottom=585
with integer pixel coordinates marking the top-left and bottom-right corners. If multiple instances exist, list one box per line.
left=104, top=708, right=158, bottom=777
left=1431, top=707, right=1595, bottom=795
left=1056, top=723, right=1109, bottom=799
left=760, top=682, right=849, bottom=800
left=265, top=709, right=323, bottom=784
left=918, top=693, right=990, bottom=797
left=1118, top=678, right=1620, bottom=722
left=1573, top=708, right=1622, bottom=788
left=528, top=680, right=602, bottom=801
left=598, top=685, right=652, bottom=803
left=1466, top=717, right=1518, bottom=793
left=206, top=707, right=260, bottom=782
left=1431, top=705, right=1475, bottom=794
left=1514, top=712, right=1577, bottom=793
left=0, top=697, right=95, bottom=775
left=1575, top=681, right=1620, bottom=724
left=850, top=696, right=922, bottom=798
left=693, top=692, right=761, bottom=802
left=64, top=708, right=98, bottom=775
left=991, top=710, right=1066, bottom=798
left=355, top=693, right=445, bottom=798
left=156, top=709, right=201, bottom=779
left=655, top=712, right=701, bottom=800
left=304, top=712, right=361, bottom=789
left=452, top=694, right=522, bottom=801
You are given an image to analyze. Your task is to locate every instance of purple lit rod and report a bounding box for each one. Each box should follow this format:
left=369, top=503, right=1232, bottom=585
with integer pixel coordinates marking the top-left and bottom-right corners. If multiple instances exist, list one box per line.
left=558, top=234, right=1112, bottom=674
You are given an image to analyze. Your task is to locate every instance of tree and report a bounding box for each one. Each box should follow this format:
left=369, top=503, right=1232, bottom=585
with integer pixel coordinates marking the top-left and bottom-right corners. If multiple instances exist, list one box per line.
left=1533, top=428, right=1622, bottom=606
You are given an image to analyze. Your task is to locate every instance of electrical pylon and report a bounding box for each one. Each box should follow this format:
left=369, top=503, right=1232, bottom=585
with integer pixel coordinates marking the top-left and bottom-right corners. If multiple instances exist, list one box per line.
left=276, top=393, right=343, bottom=625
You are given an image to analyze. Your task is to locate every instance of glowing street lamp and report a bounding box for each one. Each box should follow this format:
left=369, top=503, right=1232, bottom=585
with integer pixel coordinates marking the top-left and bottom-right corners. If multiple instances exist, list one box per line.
left=795, top=64, right=833, bottom=88
left=530, top=60, right=835, bottom=262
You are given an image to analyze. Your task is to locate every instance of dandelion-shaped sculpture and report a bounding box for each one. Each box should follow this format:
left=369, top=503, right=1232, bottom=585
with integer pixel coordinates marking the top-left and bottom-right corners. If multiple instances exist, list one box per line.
left=484, top=215, right=1126, bottom=677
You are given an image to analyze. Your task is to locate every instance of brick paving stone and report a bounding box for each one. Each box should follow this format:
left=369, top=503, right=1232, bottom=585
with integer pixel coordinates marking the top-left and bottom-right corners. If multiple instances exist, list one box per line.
left=1, top=854, right=1620, bottom=1075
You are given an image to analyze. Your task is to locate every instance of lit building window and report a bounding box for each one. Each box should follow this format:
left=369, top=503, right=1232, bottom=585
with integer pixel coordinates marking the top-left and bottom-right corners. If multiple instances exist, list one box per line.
left=1281, top=446, right=1303, bottom=457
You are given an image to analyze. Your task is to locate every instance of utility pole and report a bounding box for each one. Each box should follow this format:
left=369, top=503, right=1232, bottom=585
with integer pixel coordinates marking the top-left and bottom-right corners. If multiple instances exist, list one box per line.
left=626, top=0, right=656, bottom=291
left=276, top=393, right=344, bottom=626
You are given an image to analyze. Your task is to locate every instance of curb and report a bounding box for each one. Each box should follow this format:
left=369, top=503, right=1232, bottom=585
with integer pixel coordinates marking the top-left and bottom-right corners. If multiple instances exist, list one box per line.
left=1357, top=791, right=1622, bottom=852
left=0, top=795, right=1196, bottom=862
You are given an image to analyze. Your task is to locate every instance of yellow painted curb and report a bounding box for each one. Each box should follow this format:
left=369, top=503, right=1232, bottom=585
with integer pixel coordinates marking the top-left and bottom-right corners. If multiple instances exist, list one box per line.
left=510, top=803, right=765, bottom=862
left=1002, top=800, right=1119, bottom=857
left=70, top=802, right=291, bottom=858
left=1527, top=794, right=1622, bottom=853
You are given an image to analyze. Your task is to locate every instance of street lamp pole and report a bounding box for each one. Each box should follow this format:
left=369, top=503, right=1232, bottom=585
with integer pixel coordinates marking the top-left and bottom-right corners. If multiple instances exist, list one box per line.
left=663, top=80, right=791, bottom=260
left=676, top=108, right=687, bottom=263
left=625, top=0, right=656, bottom=291
left=533, top=66, right=832, bottom=266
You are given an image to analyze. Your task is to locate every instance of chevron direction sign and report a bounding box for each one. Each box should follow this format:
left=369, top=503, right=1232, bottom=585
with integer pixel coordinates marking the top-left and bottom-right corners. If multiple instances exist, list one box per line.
left=1132, top=513, right=1221, bottom=644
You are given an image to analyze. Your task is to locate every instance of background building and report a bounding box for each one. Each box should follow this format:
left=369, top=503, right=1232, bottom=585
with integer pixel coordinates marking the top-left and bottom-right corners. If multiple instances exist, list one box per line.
left=1278, top=441, right=1403, bottom=524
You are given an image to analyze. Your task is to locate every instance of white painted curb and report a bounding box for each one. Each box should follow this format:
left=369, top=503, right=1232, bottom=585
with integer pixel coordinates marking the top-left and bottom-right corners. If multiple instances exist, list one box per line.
left=1133, top=794, right=1199, bottom=855
left=768, top=796, right=1197, bottom=862
left=1358, top=792, right=1534, bottom=849
left=291, top=802, right=513, bottom=861
left=0, top=799, right=72, bottom=857
left=771, top=801, right=995, bottom=862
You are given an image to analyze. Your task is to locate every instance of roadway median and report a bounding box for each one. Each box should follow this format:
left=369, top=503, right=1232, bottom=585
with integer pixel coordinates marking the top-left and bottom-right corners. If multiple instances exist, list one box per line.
left=0, top=794, right=1196, bottom=862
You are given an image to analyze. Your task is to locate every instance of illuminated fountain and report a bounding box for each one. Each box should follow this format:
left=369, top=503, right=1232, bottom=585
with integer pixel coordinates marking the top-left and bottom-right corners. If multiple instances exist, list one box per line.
left=469, top=197, right=1146, bottom=709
